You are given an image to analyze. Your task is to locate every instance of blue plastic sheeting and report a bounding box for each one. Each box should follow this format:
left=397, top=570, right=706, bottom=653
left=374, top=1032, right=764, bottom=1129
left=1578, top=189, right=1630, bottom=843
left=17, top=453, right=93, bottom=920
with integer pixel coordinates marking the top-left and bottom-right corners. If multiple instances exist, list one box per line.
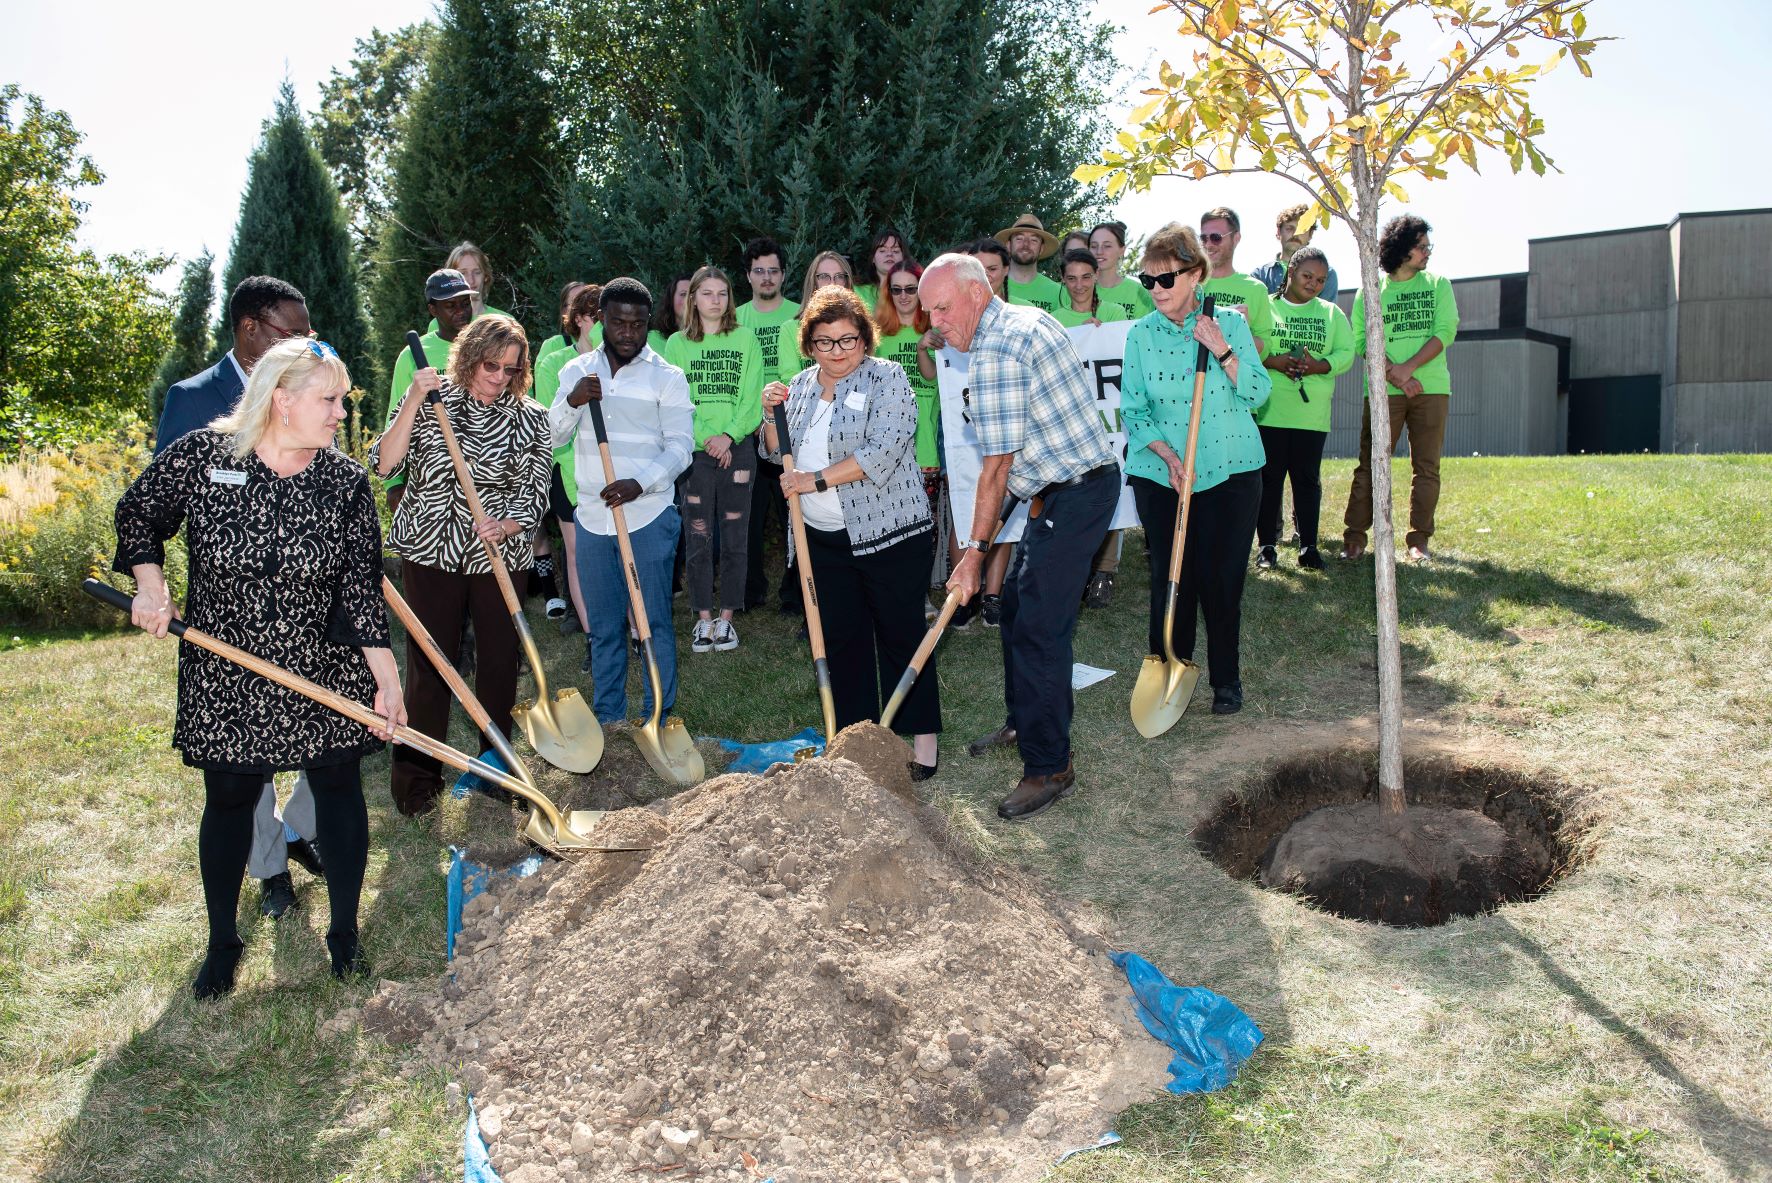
left=714, top=728, right=824, bottom=772
left=1056, top=1131, right=1123, bottom=1163
left=450, top=748, right=513, bottom=800
left=1110, top=951, right=1263, bottom=1094
left=444, top=846, right=542, bottom=961
left=463, top=1102, right=500, bottom=1183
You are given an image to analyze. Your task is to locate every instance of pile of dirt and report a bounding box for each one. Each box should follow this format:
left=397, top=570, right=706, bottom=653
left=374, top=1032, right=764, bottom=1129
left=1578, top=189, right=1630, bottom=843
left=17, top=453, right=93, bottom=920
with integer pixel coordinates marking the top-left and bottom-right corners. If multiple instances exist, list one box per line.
left=375, top=724, right=1169, bottom=1183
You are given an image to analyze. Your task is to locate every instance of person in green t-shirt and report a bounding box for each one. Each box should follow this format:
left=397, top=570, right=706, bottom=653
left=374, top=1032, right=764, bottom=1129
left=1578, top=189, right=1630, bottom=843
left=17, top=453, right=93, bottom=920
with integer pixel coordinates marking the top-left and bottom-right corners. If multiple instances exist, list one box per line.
left=996, top=212, right=1065, bottom=314
left=422, top=241, right=511, bottom=334
left=1053, top=246, right=1129, bottom=606
left=531, top=282, right=607, bottom=632
left=876, top=262, right=950, bottom=594
left=1199, top=207, right=1274, bottom=354
left=664, top=265, right=765, bottom=653
left=1091, top=220, right=1156, bottom=321
left=1253, top=248, right=1354, bottom=571
left=967, top=238, right=1011, bottom=301
left=1342, top=214, right=1458, bottom=562
left=853, top=226, right=906, bottom=316
left=647, top=271, right=692, bottom=357
left=736, top=236, right=802, bottom=612
left=534, top=280, right=587, bottom=370
left=383, top=268, right=476, bottom=511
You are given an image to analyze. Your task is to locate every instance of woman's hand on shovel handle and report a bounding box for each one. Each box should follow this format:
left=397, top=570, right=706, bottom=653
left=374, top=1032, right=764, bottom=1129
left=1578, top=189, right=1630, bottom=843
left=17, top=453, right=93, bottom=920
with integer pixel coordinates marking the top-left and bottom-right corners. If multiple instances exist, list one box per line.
left=129, top=563, right=178, bottom=638
left=474, top=517, right=520, bottom=546
left=365, top=647, right=407, bottom=741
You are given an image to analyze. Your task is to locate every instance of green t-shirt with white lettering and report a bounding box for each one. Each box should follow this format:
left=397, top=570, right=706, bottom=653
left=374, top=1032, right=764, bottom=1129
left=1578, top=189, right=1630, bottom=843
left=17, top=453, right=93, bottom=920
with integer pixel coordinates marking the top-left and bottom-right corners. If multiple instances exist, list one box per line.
left=1095, top=276, right=1155, bottom=321
left=1006, top=274, right=1065, bottom=314
left=876, top=327, right=941, bottom=468
left=1256, top=294, right=1355, bottom=432
left=663, top=327, right=765, bottom=448
left=1051, top=302, right=1130, bottom=329
left=736, top=300, right=801, bottom=381
left=1351, top=270, right=1458, bottom=397
left=769, top=321, right=813, bottom=388
left=1202, top=273, right=1275, bottom=354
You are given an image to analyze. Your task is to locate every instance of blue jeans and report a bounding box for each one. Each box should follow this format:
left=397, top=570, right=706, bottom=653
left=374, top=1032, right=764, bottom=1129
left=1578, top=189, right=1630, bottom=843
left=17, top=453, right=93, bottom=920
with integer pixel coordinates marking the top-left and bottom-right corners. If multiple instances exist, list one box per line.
left=575, top=507, right=680, bottom=724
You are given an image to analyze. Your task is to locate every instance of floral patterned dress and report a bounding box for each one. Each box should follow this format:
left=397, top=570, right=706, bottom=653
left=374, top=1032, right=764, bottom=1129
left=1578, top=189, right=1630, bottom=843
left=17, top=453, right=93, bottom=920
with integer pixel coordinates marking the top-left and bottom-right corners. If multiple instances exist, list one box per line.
left=113, top=429, right=391, bottom=772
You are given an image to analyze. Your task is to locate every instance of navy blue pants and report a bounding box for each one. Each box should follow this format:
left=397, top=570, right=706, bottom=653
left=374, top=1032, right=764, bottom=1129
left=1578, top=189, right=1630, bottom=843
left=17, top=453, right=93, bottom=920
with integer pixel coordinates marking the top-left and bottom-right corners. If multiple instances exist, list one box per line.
left=1000, top=469, right=1118, bottom=777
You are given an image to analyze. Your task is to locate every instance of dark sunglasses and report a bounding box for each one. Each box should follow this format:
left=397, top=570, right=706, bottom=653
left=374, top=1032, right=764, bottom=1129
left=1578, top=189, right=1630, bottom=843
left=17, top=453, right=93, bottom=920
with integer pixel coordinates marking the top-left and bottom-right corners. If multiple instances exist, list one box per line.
left=888, top=284, right=920, bottom=296
left=1138, top=268, right=1195, bottom=290
left=1200, top=232, right=1230, bottom=244
left=478, top=359, right=524, bottom=378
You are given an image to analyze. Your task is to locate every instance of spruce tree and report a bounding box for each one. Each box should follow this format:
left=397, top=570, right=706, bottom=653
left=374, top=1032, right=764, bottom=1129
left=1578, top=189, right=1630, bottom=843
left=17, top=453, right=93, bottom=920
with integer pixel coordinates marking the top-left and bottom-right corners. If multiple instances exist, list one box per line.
left=148, top=250, right=214, bottom=427
left=368, top=0, right=559, bottom=424
left=215, top=82, right=371, bottom=392
left=535, top=0, right=1117, bottom=300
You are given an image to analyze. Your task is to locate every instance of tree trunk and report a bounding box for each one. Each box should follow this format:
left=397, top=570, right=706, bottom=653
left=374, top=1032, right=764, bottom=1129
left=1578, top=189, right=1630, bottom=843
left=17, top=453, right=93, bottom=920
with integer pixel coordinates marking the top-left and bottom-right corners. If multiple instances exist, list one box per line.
left=1353, top=187, right=1406, bottom=815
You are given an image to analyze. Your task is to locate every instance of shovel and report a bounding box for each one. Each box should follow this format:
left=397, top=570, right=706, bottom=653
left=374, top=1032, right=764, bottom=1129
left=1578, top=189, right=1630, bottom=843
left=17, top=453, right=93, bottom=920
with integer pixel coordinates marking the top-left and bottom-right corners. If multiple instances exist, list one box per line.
left=880, top=493, right=1020, bottom=731
left=81, top=580, right=637, bottom=856
left=772, top=401, right=838, bottom=742
left=380, top=576, right=613, bottom=851
left=1130, top=294, right=1215, bottom=739
left=583, top=395, right=704, bottom=785
left=408, top=331, right=603, bottom=774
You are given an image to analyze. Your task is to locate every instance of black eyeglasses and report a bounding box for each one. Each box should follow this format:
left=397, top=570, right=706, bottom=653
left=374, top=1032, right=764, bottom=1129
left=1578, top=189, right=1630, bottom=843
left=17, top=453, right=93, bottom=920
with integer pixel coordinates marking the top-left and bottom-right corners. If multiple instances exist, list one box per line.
left=1138, top=269, right=1194, bottom=290
left=1200, top=232, right=1230, bottom=245
left=810, top=334, right=863, bottom=353
left=888, top=284, right=920, bottom=296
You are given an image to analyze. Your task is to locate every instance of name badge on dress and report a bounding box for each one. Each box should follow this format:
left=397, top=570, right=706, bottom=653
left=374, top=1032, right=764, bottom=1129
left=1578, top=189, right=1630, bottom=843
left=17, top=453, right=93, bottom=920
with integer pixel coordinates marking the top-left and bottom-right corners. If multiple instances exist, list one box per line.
left=843, top=391, right=867, bottom=412
left=209, top=468, right=248, bottom=486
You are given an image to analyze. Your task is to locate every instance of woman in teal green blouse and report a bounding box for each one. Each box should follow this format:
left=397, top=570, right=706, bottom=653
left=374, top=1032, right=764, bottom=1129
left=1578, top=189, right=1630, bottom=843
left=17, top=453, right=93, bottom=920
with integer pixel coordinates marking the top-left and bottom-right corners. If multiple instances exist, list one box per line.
left=1121, top=222, right=1272, bottom=715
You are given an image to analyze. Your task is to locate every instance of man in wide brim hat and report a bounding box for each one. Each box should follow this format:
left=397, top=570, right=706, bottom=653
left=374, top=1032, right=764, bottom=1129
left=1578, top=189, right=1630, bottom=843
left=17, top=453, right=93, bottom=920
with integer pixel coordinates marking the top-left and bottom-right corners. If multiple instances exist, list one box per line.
left=994, top=213, right=1059, bottom=261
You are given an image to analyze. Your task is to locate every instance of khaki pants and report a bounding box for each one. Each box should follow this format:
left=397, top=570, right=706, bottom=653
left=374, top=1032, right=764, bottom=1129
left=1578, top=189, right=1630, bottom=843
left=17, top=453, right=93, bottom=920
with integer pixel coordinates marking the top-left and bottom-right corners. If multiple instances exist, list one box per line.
left=1343, top=394, right=1449, bottom=552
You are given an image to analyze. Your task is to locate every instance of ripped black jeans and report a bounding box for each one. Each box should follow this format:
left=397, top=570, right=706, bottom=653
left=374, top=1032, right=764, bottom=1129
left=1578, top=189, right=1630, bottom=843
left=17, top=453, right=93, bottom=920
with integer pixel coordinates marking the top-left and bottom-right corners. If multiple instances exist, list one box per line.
left=682, top=437, right=756, bottom=614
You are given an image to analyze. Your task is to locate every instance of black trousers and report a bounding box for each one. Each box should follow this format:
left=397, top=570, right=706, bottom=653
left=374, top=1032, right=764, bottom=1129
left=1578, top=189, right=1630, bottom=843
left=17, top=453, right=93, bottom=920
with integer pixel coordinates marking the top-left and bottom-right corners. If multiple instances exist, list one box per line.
left=1132, top=469, right=1262, bottom=689
left=1256, top=425, right=1327, bottom=547
left=804, top=525, right=940, bottom=736
left=200, top=761, right=369, bottom=951
left=746, top=457, right=802, bottom=610
left=1001, top=469, right=1118, bottom=777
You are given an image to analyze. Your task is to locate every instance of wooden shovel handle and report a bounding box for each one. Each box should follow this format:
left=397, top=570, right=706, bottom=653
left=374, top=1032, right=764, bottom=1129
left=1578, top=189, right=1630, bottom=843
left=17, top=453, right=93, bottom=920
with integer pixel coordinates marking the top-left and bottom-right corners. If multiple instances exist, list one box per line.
left=1165, top=294, right=1216, bottom=586
left=585, top=395, right=654, bottom=643
left=416, top=360, right=524, bottom=617
left=773, top=401, right=829, bottom=664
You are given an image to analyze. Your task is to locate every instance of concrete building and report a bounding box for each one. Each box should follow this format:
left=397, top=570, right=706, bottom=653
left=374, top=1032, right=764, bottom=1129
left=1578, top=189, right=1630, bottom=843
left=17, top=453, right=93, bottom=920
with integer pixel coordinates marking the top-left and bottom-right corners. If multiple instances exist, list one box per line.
left=1322, top=207, right=1772, bottom=457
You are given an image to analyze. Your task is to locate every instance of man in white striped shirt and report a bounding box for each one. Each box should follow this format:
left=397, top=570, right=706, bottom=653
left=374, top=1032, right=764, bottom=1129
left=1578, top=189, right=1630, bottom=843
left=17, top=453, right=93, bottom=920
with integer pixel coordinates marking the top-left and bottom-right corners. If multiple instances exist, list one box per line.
left=549, top=278, right=695, bottom=724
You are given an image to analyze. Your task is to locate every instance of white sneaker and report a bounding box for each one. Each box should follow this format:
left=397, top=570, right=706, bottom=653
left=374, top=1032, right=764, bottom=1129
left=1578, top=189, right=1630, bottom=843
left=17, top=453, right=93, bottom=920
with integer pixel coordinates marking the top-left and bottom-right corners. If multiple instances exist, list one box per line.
left=545, top=597, right=568, bottom=619
left=712, top=618, right=739, bottom=652
left=691, top=619, right=716, bottom=653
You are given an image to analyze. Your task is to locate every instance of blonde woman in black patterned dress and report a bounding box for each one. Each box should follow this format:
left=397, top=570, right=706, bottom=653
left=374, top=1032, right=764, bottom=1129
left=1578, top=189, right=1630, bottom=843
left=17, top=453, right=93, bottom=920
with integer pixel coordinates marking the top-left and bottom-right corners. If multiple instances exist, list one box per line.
left=115, top=337, right=403, bottom=999
left=371, top=315, right=552, bottom=816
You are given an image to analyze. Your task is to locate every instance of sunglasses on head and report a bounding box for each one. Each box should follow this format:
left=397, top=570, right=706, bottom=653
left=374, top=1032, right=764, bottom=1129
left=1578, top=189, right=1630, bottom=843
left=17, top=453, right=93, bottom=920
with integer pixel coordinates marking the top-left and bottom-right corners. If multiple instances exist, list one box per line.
left=1138, top=267, right=1195, bottom=290
left=307, top=340, right=339, bottom=361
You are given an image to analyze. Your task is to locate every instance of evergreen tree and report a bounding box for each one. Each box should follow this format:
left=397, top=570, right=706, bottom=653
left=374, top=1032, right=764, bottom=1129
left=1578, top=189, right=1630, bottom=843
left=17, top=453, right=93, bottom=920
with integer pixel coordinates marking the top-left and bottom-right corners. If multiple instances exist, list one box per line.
left=148, top=251, right=214, bottom=427
left=215, top=82, right=371, bottom=392
left=534, top=0, right=1117, bottom=300
left=368, top=0, right=560, bottom=423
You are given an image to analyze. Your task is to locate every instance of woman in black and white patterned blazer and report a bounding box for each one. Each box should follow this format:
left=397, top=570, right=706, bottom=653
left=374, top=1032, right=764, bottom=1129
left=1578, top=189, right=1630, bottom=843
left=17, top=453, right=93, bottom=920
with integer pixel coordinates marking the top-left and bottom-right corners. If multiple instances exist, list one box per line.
left=115, top=337, right=403, bottom=999
left=371, top=314, right=552, bottom=817
left=760, top=286, right=942, bottom=780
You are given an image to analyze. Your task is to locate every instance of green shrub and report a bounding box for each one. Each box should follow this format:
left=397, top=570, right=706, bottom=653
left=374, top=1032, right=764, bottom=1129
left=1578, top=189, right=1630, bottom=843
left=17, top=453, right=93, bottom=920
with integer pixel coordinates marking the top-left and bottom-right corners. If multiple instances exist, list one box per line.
left=0, top=420, right=187, bottom=631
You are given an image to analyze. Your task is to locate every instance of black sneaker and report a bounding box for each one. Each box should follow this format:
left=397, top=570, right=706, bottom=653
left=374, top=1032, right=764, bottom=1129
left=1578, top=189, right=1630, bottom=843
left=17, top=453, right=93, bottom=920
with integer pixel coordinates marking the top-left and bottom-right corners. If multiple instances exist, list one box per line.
left=1298, top=545, right=1325, bottom=571
left=259, top=872, right=297, bottom=920
left=1256, top=545, right=1277, bottom=569
left=980, top=594, right=1002, bottom=629
left=1211, top=683, right=1244, bottom=715
left=948, top=599, right=979, bottom=632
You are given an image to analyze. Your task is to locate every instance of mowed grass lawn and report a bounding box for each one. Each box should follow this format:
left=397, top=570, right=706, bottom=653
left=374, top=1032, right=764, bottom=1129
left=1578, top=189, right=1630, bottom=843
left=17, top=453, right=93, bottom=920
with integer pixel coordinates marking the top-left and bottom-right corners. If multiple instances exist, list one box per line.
left=2, top=454, right=1769, bottom=1183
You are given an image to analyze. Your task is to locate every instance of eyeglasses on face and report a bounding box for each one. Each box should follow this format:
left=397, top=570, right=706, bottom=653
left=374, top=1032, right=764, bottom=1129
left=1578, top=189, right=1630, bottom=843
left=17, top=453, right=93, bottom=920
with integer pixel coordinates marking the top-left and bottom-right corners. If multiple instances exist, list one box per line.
left=809, top=334, right=863, bottom=353
left=1138, top=268, right=1194, bottom=290
left=813, top=272, right=846, bottom=286
left=888, top=284, right=920, bottom=296
left=1200, top=232, right=1230, bottom=245
left=259, top=317, right=312, bottom=340
left=478, top=360, right=524, bottom=378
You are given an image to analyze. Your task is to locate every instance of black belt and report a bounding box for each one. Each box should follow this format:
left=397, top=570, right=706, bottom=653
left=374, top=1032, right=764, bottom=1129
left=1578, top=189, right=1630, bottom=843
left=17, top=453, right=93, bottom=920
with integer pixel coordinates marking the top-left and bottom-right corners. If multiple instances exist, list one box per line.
left=1037, top=462, right=1118, bottom=501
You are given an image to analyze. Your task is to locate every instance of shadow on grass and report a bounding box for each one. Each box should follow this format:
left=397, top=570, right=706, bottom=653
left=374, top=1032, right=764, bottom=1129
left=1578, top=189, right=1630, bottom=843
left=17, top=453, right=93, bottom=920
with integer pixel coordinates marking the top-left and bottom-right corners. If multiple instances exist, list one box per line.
left=1494, top=920, right=1772, bottom=1182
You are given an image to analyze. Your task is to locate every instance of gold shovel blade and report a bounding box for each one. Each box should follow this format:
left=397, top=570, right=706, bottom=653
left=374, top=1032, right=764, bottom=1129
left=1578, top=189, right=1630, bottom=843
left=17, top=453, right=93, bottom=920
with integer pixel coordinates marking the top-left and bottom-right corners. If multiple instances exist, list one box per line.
left=1130, top=654, right=1201, bottom=739
left=633, top=716, right=705, bottom=786
left=514, top=687, right=604, bottom=774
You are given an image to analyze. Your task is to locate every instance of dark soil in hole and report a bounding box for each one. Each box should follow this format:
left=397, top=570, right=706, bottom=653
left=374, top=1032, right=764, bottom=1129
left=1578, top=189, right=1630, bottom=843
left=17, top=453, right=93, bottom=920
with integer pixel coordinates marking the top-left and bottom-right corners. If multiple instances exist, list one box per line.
left=1193, top=745, right=1590, bottom=927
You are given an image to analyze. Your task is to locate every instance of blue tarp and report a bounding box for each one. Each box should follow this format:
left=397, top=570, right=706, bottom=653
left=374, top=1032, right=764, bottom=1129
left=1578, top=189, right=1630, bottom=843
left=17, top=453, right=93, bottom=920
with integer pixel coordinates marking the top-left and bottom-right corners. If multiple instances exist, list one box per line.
left=1110, top=950, right=1264, bottom=1094
left=445, top=847, right=541, bottom=960
left=715, top=727, right=824, bottom=772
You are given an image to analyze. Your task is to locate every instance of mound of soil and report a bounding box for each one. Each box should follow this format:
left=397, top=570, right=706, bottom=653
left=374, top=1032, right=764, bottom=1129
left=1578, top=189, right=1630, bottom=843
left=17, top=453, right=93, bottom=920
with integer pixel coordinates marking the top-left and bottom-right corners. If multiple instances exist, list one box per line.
left=381, top=724, right=1169, bottom=1183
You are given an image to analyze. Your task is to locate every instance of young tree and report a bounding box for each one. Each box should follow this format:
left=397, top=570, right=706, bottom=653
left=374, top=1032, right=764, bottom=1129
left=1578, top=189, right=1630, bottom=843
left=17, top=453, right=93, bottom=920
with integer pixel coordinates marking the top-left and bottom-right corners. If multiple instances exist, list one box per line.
left=535, top=0, right=1117, bottom=303
left=0, top=86, right=171, bottom=454
left=1078, top=0, right=1600, bottom=812
left=149, top=251, right=215, bottom=427
left=217, top=82, right=372, bottom=390
left=368, top=0, right=560, bottom=422
left=312, top=21, right=438, bottom=255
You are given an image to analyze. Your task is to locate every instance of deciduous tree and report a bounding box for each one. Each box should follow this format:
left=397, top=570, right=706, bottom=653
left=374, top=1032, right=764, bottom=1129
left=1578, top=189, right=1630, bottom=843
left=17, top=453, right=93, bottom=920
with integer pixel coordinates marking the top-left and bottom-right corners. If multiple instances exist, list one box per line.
left=149, top=251, right=215, bottom=428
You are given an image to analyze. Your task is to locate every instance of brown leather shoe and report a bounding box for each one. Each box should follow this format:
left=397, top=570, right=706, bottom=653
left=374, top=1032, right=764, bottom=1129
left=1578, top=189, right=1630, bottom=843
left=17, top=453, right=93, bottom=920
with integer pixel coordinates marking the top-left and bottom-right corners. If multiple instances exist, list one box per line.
left=997, top=762, right=1076, bottom=821
left=966, top=723, right=1018, bottom=757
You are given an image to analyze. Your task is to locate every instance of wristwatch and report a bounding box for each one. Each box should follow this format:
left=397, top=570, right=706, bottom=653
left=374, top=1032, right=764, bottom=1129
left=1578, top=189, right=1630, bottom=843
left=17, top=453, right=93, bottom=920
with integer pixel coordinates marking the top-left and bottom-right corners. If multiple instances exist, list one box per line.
left=813, top=471, right=829, bottom=493
left=1215, top=347, right=1234, bottom=365
left=957, top=538, right=989, bottom=553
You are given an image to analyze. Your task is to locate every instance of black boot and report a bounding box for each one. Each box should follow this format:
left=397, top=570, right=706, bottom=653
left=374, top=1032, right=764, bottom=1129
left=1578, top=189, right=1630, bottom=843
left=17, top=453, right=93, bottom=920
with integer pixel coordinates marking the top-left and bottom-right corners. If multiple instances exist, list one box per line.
left=193, top=939, right=245, bottom=1001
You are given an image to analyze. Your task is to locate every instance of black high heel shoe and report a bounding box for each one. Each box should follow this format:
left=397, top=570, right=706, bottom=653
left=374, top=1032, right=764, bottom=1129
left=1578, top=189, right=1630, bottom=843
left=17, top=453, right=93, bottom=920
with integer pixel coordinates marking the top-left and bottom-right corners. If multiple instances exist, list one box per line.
left=327, top=929, right=369, bottom=981
left=908, top=759, right=939, bottom=783
left=192, top=940, right=244, bottom=1001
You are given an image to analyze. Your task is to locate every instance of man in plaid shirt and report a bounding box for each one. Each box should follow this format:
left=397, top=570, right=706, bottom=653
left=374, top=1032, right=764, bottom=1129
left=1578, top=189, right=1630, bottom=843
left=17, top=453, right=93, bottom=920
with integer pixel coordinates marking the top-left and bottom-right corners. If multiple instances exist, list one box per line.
left=920, top=253, right=1120, bottom=821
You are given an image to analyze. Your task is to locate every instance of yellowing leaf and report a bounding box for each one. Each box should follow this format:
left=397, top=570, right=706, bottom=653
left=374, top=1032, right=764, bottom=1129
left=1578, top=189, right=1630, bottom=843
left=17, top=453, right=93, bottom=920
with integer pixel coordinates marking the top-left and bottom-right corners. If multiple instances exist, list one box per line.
left=1383, top=179, right=1410, bottom=202
left=1129, top=96, right=1164, bottom=124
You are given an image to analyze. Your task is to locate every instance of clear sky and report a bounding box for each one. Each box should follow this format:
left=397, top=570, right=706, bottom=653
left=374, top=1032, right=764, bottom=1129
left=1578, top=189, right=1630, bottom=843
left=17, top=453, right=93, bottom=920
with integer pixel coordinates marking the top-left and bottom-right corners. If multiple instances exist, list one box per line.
left=5, top=0, right=1765, bottom=292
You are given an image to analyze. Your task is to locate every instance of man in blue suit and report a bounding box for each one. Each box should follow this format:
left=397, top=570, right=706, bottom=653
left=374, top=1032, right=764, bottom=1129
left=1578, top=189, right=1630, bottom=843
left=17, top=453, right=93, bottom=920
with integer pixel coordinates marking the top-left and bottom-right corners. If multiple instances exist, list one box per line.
left=154, top=274, right=325, bottom=920
left=154, top=275, right=310, bottom=453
